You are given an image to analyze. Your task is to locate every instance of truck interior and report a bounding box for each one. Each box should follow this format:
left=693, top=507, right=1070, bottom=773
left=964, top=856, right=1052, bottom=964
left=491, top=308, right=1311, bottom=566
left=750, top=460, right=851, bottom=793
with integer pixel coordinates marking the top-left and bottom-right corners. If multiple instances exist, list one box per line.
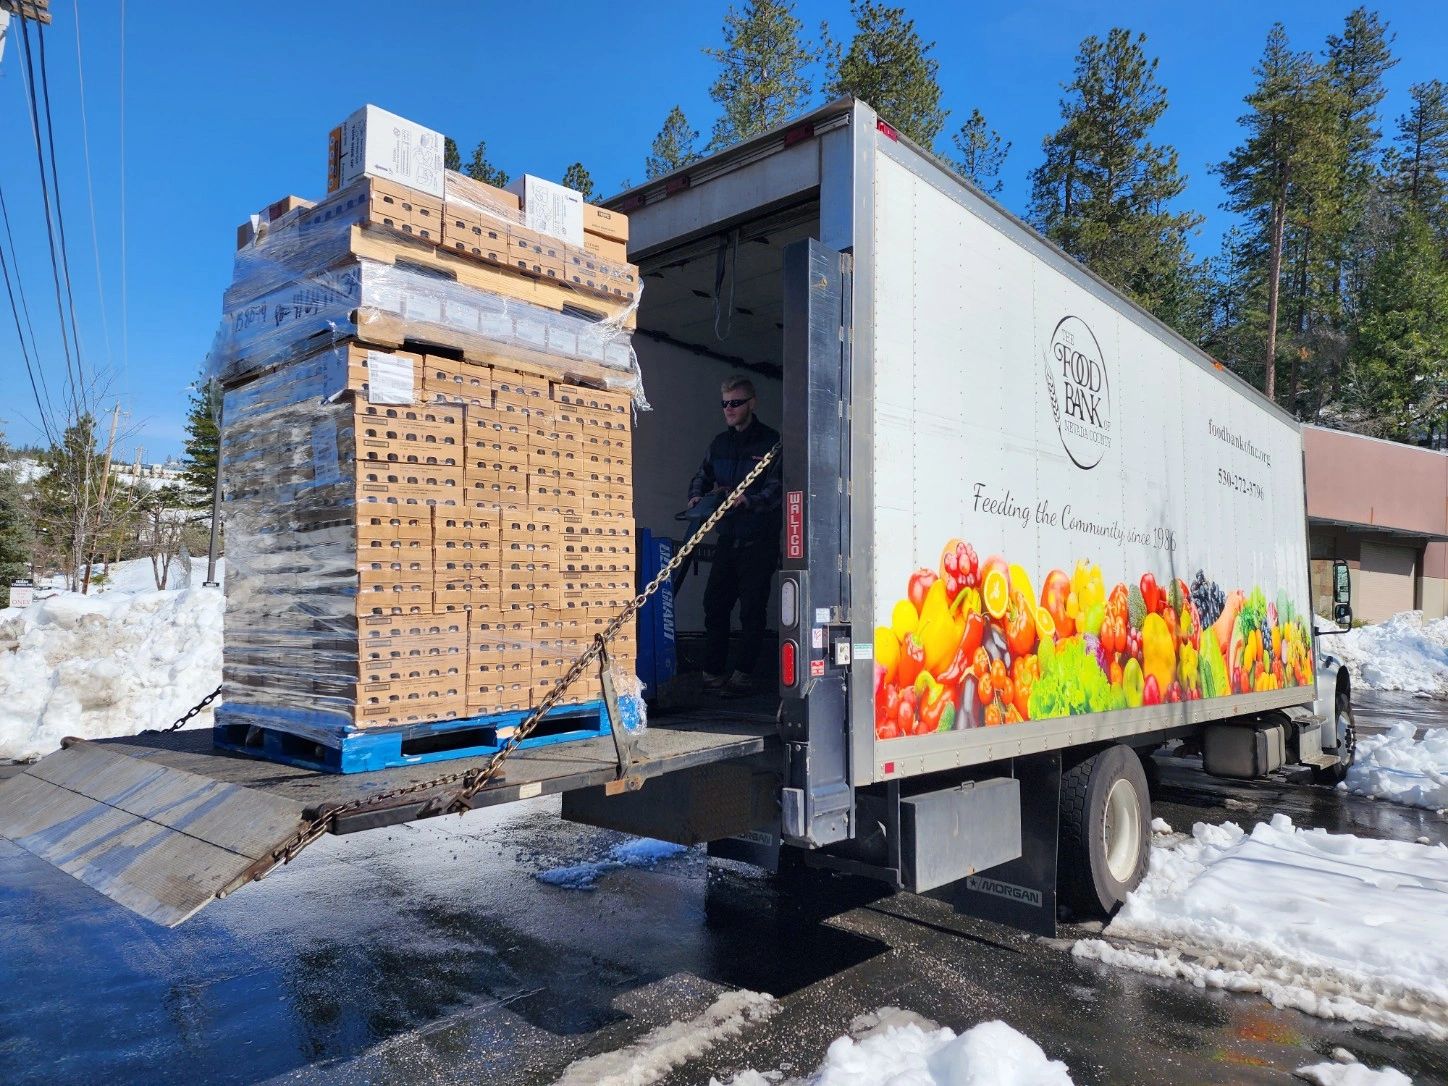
left=628, top=198, right=820, bottom=687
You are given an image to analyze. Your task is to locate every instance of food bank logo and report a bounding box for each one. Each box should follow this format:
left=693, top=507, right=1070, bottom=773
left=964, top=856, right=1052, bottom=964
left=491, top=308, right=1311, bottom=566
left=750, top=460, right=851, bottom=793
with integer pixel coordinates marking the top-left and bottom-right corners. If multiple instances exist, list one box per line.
left=1044, top=315, right=1112, bottom=470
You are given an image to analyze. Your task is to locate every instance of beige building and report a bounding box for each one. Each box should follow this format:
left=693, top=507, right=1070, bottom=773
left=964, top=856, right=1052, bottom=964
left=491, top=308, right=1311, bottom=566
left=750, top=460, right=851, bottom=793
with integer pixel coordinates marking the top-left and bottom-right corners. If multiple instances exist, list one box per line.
left=1304, top=425, right=1448, bottom=623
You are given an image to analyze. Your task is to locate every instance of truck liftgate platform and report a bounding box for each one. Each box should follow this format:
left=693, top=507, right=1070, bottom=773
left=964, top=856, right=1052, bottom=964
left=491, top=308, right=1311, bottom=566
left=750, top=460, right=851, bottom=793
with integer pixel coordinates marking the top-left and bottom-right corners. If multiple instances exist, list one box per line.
left=0, top=709, right=776, bottom=928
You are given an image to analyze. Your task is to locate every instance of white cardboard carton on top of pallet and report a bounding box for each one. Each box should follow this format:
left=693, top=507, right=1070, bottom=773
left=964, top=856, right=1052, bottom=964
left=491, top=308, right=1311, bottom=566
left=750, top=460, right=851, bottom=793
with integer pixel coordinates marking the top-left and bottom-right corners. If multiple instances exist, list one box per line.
left=329, top=104, right=445, bottom=199
left=506, top=174, right=584, bottom=246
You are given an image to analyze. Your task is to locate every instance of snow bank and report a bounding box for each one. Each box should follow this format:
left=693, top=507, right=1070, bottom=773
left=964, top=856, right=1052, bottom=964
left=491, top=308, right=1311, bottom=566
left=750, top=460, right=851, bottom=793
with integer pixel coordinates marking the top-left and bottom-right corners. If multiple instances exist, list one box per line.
left=536, top=838, right=689, bottom=890
left=1325, top=611, right=1448, bottom=696
left=1295, top=1057, right=1412, bottom=1085
left=554, top=988, right=778, bottom=1086
left=0, top=584, right=223, bottom=761
left=718, top=1008, right=1074, bottom=1086
left=1075, top=815, right=1448, bottom=1039
left=1346, top=722, right=1448, bottom=812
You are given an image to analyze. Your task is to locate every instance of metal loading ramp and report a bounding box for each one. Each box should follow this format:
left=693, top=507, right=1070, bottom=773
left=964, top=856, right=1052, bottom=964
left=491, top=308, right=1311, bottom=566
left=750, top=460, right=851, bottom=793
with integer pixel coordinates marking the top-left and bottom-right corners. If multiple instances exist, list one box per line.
left=0, top=713, right=776, bottom=928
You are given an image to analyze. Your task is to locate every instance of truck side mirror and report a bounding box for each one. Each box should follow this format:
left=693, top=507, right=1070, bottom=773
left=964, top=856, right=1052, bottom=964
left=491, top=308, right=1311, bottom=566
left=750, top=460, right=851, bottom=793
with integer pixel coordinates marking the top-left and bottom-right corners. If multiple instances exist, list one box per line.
left=1332, top=559, right=1351, bottom=606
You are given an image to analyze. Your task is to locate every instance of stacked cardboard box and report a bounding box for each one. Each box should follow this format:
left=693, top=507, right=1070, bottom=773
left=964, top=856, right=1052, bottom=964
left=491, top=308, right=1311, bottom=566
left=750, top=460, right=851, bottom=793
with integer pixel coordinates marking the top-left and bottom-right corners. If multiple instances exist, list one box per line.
left=211, top=105, right=639, bottom=750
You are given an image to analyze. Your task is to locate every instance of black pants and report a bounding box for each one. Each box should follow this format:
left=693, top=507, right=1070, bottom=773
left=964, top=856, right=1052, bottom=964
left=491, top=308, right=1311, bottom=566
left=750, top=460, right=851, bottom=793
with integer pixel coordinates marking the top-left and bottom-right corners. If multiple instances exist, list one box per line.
left=703, top=537, right=780, bottom=677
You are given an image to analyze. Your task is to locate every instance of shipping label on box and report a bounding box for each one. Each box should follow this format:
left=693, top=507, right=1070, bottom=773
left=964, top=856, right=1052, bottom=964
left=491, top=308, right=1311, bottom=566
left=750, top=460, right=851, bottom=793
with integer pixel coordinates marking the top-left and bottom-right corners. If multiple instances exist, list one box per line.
left=329, top=104, right=444, bottom=199
left=506, top=174, right=584, bottom=246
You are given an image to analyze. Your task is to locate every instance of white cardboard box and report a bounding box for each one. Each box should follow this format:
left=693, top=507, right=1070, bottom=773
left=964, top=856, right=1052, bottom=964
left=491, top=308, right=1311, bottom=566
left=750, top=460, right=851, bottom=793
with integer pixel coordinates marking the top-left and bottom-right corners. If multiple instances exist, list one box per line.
left=506, top=174, right=584, bottom=246
left=329, top=105, right=444, bottom=199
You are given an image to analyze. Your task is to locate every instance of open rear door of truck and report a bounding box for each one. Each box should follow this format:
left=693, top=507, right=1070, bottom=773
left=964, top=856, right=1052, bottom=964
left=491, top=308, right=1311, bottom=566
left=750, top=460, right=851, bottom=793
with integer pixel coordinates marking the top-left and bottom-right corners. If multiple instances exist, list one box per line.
left=0, top=711, right=774, bottom=927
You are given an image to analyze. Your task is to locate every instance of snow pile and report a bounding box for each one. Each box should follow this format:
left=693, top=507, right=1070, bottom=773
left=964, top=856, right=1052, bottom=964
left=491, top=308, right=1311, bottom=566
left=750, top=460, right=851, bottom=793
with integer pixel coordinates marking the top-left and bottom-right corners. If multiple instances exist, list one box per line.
left=536, top=838, right=689, bottom=890
left=0, top=584, right=223, bottom=761
left=718, top=1008, right=1073, bottom=1086
left=1325, top=611, right=1448, bottom=696
left=1296, top=1057, right=1412, bottom=1085
left=1346, top=722, right=1448, bottom=811
left=1075, top=815, right=1448, bottom=1039
left=553, top=989, right=778, bottom=1086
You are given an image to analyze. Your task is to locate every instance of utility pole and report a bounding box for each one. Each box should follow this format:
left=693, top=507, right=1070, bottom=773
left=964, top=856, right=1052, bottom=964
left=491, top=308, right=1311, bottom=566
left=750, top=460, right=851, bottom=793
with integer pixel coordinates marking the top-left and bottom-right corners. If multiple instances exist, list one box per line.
left=0, top=2, right=51, bottom=63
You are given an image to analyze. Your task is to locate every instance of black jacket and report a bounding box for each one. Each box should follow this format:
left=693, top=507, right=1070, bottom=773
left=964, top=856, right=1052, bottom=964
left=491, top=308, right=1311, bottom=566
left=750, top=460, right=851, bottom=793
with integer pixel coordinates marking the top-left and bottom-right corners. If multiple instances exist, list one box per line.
left=688, top=416, right=783, bottom=543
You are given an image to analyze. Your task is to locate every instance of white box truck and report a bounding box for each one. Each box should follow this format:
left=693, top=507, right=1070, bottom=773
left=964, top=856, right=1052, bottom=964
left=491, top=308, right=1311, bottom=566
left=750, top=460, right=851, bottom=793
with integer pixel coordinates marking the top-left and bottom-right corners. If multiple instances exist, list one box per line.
left=0, top=100, right=1354, bottom=932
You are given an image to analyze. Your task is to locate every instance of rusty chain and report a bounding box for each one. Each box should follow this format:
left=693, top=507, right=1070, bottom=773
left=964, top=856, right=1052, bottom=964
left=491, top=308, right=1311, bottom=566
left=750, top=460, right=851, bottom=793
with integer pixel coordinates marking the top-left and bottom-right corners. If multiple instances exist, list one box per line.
left=266, top=441, right=782, bottom=869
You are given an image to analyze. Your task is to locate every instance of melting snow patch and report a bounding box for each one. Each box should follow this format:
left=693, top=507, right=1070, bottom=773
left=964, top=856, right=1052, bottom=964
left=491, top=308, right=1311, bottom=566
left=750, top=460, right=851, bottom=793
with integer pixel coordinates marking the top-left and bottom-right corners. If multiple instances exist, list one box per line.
left=0, top=584, right=223, bottom=761
left=1325, top=611, right=1448, bottom=696
left=1074, top=815, right=1448, bottom=1039
left=536, top=838, right=688, bottom=890
left=1346, top=722, right=1448, bottom=811
left=1151, top=817, right=1174, bottom=834
left=716, top=1009, right=1074, bottom=1086
left=552, top=988, right=777, bottom=1086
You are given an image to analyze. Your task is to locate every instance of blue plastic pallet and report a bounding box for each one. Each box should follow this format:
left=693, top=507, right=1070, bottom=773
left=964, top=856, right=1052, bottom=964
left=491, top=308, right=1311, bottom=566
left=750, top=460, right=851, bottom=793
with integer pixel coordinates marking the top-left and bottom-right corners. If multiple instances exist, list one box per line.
left=213, top=698, right=637, bottom=774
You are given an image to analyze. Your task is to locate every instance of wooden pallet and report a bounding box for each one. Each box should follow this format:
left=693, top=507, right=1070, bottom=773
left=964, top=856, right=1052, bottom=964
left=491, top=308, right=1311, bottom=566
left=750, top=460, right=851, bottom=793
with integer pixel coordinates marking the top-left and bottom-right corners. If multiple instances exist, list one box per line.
left=357, top=312, right=637, bottom=393
left=347, top=226, right=638, bottom=328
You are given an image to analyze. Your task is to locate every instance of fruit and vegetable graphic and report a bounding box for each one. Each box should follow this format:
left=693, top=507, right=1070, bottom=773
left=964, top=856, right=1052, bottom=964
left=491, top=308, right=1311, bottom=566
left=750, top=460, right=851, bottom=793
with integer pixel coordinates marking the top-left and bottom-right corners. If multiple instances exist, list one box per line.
left=873, top=541, right=1312, bottom=739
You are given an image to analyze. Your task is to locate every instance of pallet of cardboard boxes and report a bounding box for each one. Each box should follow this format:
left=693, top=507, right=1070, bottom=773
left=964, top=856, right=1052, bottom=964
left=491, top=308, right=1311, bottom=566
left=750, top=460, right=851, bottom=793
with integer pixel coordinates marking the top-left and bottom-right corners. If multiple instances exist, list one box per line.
left=208, top=104, right=642, bottom=773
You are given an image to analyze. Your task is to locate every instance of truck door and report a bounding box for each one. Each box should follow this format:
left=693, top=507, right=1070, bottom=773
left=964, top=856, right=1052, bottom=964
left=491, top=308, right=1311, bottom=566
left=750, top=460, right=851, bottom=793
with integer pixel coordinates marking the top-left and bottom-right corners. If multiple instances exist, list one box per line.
left=776, top=238, right=854, bottom=848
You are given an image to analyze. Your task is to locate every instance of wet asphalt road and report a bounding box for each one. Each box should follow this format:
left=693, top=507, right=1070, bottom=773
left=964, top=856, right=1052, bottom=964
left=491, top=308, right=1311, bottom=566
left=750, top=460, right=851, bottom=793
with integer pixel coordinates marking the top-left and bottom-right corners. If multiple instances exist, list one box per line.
left=1, top=691, right=1445, bottom=1085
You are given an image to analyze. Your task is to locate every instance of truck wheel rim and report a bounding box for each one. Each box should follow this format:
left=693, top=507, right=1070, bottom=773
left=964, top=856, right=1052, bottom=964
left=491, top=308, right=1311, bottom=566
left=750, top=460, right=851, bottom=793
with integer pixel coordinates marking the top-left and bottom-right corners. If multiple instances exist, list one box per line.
left=1103, top=778, right=1142, bottom=884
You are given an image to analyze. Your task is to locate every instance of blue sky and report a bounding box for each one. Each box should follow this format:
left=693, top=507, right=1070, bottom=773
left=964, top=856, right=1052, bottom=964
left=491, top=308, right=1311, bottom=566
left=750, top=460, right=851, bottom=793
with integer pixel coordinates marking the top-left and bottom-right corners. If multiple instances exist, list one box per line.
left=1, top=1, right=1443, bottom=462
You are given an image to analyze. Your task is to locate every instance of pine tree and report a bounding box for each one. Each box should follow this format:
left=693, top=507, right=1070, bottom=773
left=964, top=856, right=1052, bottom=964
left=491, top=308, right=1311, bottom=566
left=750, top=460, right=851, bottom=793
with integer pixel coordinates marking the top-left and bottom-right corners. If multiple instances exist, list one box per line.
left=1216, top=24, right=1340, bottom=403
left=179, top=377, right=220, bottom=509
left=444, top=136, right=462, bottom=173
left=0, top=434, right=31, bottom=606
left=1388, top=80, right=1448, bottom=238
left=646, top=106, right=703, bottom=179
left=705, top=1, right=819, bottom=149
left=561, top=162, right=596, bottom=200
left=465, top=141, right=510, bottom=187
left=1343, top=208, right=1448, bottom=439
left=1303, top=7, right=1397, bottom=413
left=950, top=108, right=1009, bottom=195
left=1028, top=28, right=1204, bottom=331
left=1325, top=8, right=1396, bottom=295
left=825, top=1, right=945, bottom=147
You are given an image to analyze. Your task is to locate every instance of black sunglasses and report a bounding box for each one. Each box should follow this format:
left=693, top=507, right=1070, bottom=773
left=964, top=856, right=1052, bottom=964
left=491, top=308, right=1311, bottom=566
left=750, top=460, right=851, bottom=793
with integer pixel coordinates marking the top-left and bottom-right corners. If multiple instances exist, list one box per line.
left=721, top=397, right=752, bottom=409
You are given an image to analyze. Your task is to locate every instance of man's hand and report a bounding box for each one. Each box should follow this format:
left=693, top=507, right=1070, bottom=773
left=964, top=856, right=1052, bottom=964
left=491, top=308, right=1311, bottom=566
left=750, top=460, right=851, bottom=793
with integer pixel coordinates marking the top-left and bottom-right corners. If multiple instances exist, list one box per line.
left=688, top=496, right=701, bottom=509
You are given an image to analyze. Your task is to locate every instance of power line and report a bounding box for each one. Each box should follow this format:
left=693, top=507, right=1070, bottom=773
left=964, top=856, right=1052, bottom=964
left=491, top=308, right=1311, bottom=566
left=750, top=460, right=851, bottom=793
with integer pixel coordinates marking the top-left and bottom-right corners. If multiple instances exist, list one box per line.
left=117, top=0, right=128, bottom=381
left=70, top=0, right=114, bottom=373
left=0, top=238, right=57, bottom=445
left=15, top=14, right=79, bottom=416
left=0, top=182, right=51, bottom=422
left=35, top=17, right=88, bottom=387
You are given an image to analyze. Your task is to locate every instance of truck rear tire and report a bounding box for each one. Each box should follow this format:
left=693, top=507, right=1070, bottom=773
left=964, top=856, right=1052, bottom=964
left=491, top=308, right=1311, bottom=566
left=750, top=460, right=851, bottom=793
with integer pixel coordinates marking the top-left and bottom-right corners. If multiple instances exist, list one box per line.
left=1059, top=744, right=1151, bottom=918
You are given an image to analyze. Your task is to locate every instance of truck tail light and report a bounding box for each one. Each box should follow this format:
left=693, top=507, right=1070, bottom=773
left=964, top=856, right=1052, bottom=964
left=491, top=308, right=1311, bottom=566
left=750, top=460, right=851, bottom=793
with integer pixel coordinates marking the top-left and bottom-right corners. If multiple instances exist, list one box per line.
left=877, top=119, right=900, bottom=142
left=779, top=577, right=798, bottom=628
left=781, top=639, right=798, bottom=688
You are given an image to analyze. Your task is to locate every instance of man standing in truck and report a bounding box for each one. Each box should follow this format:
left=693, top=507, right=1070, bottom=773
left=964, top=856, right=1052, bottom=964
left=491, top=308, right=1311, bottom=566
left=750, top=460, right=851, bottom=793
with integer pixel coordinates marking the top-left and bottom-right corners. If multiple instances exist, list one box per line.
left=688, top=376, right=782, bottom=696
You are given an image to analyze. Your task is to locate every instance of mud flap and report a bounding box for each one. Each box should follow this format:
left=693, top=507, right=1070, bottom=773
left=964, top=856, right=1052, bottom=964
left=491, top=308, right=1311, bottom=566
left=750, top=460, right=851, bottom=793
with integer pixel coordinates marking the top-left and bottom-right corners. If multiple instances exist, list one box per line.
left=929, top=752, right=1060, bottom=937
left=0, top=740, right=307, bottom=927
